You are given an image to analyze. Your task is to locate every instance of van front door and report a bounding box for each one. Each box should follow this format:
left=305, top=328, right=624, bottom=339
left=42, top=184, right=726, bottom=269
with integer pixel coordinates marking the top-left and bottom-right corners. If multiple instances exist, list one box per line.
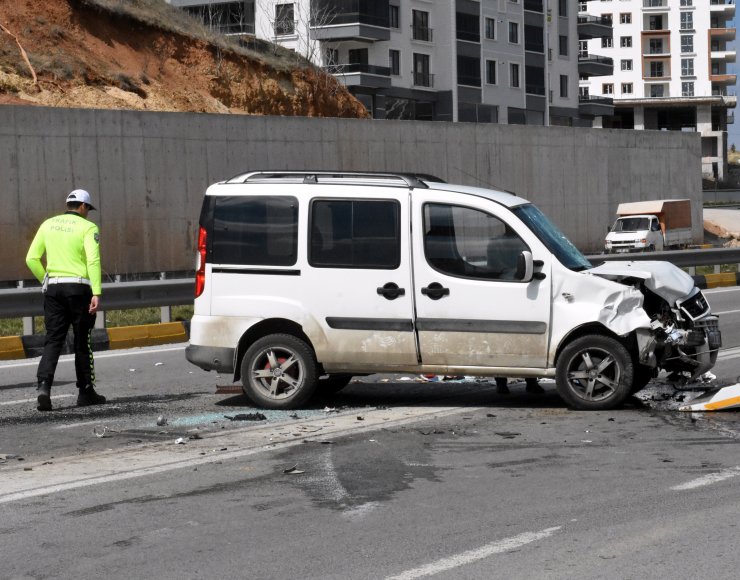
left=411, top=195, right=552, bottom=370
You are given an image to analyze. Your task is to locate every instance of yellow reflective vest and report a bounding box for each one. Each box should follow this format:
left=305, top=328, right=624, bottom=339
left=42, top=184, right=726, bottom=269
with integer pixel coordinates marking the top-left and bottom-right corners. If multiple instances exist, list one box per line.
left=26, top=212, right=102, bottom=295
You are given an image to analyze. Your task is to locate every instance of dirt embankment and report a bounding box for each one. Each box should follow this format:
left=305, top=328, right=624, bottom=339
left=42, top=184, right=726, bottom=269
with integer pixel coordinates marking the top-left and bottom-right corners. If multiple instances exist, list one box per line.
left=0, top=0, right=368, bottom=118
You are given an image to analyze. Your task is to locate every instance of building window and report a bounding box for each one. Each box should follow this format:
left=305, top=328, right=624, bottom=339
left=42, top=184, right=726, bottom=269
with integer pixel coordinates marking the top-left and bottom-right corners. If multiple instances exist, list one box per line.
left=682, top=81, right=694, bottom=96
left=650, top=85, right=665, bottom=97
left=648, top=15, right=663, bottom=30
left=457, top=55, right=481, bottom=86
left=325, top=48, right=338, bottom=66
left=389, top=5, right=399, bottom=29
left=559, top=35, right=568, bottom=56
left=681, top=35, right=694, bottom=53
left=680, top=12, right=693, bottom=30
left=456, top=12, right=480, bottom=43
left=649, top=61, right=664, bottom=77
left=509, top=22, right=519, bottom=44
left=622, top=83, right=633, bottom=94
left=602, top=83, right=614, bottom=95
left=348, top=48, right=368, bottom=65
left=412, top=10, right=432, bottom=42
left=389, top=49, right=400, bottom=75
left=485, top=17, right=496, bottom=40
left=579, top=40, right=588, bottom=57
left=274, top=3, right=295, bottom=36
left=620, top=36, right=632, bottom=48
left=560, top=75, right=568, bottom=98
left=621, top=59, right=632, bottom=71
left=486, top=60, right=497, bottom=84
left=649, top=38, right=663, bottom=54
left=601, top=37, right=613, bottom=48
left=559, top=0, right=567, bottom=17
left=413, top=53, right=432, bottom=86
left=680, top=0, right=692, bottom=6
left=578, top=1, right=588, bottom=12
left=510, top=63, right=520, bottom=87
left=681, top=58, right=694, bottom=76
left=620, top=13, right=631, bottom=24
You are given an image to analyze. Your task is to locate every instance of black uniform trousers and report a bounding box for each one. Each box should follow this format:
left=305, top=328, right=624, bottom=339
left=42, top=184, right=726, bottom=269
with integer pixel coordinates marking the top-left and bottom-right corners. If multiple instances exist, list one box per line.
left=37, top=283, right=97, bottom=388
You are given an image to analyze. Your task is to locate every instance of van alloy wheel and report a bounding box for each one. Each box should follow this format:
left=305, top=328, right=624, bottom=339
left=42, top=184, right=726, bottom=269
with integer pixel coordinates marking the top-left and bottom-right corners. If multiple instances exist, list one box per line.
left=555, top=335, right=633, bottom=410
left=241, top=334, right=318, bottom=409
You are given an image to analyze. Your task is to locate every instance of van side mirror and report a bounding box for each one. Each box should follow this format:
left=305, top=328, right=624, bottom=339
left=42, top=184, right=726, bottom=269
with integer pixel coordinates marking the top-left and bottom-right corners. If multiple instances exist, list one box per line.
left=516, top=251, right=534, bottom=282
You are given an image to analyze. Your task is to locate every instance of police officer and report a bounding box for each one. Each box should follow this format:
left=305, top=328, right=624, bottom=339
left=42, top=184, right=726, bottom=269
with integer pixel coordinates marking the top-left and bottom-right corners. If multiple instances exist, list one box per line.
left=26, top=189, right=107, bottom=411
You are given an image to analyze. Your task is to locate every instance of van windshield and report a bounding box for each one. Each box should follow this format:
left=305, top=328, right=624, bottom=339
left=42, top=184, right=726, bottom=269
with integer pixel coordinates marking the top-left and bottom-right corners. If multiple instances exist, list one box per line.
left=612, top=217, right=649, bottom=232
left=513, top=204, right=592, bottom=272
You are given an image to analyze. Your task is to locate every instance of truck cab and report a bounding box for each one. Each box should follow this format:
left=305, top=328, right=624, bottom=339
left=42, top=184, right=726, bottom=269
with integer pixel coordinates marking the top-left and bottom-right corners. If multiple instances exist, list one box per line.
left=605, top=214, right=664, bottom=253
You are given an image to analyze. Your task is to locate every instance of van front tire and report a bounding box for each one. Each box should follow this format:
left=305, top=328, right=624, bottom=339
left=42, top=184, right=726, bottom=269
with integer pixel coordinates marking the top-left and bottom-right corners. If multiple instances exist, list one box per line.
left=241, top=334, right=318, bottom=409
left=555, top=335, right=633, bottom=410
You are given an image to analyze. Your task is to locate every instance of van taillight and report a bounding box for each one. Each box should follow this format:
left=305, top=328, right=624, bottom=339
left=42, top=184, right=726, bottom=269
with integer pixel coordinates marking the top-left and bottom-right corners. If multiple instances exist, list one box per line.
left=195, top=226, right=207, bottom=298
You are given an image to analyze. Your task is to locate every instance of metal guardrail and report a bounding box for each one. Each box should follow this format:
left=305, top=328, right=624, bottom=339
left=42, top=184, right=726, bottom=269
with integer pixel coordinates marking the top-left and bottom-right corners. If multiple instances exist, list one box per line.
left=2, top=248, right=739, bottom=319
left=0, top=279, right=194, bottom=319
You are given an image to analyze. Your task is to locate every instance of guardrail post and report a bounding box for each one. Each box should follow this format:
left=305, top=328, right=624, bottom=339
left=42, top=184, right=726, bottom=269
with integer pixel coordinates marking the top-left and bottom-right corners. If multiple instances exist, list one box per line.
left=95, top=312, right=106, bottom=329
left=159, top=272, right=171, bottom=323
left=17, top=282, right=35, bottom=335
left=714, top=265, right=721, bottom=274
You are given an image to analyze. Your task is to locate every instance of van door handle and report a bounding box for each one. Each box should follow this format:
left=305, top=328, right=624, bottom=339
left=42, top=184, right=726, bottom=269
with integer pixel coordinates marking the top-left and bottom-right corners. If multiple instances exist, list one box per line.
left=421, top=282, right=450, bottom=300
left=377, top=282, right=405, bottom=300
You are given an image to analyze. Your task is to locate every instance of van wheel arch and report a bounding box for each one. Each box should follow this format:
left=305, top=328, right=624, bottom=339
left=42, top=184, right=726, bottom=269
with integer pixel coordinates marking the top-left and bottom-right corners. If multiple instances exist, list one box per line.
left=234, top=319, right=314, bottom=382
left=554, top=323, right=633, bottom=367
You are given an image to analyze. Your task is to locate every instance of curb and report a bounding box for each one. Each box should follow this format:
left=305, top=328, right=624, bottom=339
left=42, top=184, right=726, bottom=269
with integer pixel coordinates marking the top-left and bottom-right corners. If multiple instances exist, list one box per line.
left=693, top=272, right=740, bottom=290
left=0, top=321, right=190, bottom=361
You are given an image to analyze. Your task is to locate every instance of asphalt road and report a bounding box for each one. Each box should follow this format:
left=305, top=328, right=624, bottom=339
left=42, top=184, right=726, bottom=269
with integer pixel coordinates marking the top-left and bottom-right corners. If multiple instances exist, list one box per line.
left=1, top=285, right=740, bottom=579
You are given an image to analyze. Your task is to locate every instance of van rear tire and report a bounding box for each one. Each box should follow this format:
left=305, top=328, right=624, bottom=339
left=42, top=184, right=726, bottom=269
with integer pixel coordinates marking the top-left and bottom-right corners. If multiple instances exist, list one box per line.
left=241, top=334, right=318, bottom=409
left=555, top=335, right=633, bottom=410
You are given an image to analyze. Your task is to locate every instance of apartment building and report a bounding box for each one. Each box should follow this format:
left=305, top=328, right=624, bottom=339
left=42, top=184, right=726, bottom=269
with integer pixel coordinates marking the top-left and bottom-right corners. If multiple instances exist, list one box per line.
left=579, top=0, right=737, bottom=180
left=168, top=0, right=584, bottom=126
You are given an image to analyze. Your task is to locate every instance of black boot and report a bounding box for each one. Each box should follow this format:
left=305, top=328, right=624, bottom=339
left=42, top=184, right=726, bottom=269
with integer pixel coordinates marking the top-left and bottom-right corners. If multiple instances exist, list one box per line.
left=77, top=385, right=107, bottom=407
left=37, top=381, right=52, bottom=412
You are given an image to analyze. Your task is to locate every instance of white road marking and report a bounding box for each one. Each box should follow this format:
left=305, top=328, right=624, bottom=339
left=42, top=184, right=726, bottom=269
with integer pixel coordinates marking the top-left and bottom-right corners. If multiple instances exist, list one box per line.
left=714, top=309, right=740, bottom=316
left=705, top=287, right=740, bottom=295
left=718, top=346, right=740, bottom=361
left=0, top=394, right=75, bottom=406
left=671, top=466, right=740, bottom=491
left=384, top=526, right=562, bottom=580
left=53, top=420, right=105, bottom=430
left=0, top=345, right=186, bottom=369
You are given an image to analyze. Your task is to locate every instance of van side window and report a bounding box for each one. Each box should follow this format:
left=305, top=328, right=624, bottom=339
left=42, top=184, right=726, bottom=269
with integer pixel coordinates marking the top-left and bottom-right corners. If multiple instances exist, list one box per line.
left=310, top=199, right=400, bottom=269
left=212, top=196, right=298, bottom=266
left=424, top=203, right=529, bottom=281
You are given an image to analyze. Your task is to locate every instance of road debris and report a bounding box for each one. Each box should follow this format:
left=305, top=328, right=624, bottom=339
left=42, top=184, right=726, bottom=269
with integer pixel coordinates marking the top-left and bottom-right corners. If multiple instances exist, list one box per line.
left=225, top=413, right=266, bottom=421
left=679, top=382, right=740, bottom=412
left=156, top=415, right=168, bottom=426
left=323, top=406, right=340, bottom=413
left=356, top=415, right=365, bottom=421
left=283, top=465, right=305, bottom=475
left=154, top=362, right=164, bottom=366
left=93, top=426, right=119, bottom=438
left=495, top=432, right=521, bottom=439
left=175, top=437, right=187, bottom=445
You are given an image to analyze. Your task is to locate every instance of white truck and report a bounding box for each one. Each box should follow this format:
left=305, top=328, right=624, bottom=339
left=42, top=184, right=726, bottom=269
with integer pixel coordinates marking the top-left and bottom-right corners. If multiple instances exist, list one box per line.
left=604, top=199, right=692, bottom=254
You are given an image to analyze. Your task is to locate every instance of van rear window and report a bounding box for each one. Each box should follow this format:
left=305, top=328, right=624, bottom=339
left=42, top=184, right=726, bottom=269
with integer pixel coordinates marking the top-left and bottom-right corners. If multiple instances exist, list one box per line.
left=310, top=199, right=400, bottom=269
left=212, top=196, right=298, bottom=266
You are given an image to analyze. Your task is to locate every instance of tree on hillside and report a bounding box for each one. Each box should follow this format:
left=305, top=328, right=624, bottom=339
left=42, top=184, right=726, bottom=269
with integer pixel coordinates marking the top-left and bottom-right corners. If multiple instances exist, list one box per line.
left=732, top=143, right=736, bottom=154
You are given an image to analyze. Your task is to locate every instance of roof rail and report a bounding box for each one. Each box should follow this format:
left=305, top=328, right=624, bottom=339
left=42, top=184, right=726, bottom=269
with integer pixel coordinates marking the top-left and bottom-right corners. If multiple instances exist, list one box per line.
left=226, top=170, right=445, bottom=189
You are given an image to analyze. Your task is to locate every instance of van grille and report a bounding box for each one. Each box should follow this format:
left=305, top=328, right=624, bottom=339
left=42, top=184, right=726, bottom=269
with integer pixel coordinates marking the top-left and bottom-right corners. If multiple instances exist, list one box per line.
left=679, top=291, right=710, bottom=320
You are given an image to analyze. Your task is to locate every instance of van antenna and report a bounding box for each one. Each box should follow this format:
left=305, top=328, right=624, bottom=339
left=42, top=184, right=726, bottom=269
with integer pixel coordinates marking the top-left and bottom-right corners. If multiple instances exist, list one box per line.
left=453, top=166, right=518, bottom=196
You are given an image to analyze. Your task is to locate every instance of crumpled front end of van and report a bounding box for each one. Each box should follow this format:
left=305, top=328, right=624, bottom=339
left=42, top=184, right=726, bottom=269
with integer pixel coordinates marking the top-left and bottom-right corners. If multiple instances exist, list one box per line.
left=588, top=261, right=721, bottom=380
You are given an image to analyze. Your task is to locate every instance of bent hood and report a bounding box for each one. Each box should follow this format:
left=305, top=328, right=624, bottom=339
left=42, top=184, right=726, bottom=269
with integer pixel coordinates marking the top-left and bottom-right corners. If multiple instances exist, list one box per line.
left=587, top=260, right=695, bottom=304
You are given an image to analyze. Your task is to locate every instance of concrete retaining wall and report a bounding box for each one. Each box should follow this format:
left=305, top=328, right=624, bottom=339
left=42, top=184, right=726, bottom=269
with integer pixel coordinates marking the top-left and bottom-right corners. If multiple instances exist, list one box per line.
left=1, top=105, right=703, bottom=282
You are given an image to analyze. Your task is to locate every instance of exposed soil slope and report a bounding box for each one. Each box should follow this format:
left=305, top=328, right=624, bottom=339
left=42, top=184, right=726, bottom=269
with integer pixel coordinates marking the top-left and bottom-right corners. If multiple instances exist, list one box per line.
left=0, top=0, right=368, bottom=117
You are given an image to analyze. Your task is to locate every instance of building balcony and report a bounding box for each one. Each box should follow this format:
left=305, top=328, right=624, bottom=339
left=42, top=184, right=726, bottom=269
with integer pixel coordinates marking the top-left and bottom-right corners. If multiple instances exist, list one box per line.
left=325, top=63, right=392, bottom=88
left=578, top=95, right=615, bottom=117
left=578, top=55, right=614, bottom=76
left=710, top=0, right=736, bottom=17
left=711, top=73, right=737, bottom=84
left=412, top=25, right=434, bottom=42
left=577, top=15, right=613, bottom=39
left=524, top=0, right=544, bottom=13
left=642, top=0, right=668, bottom=10
left=711, top=49, right=737, bottom=63
left=526, top=84, right=546, bottom=96
left=310, top=0, right=390, bottom=41
left=709, top=27, right=737, bottom=40
left=642, top=28, right=670, bottom=36
left=413, top=71, right=435, bottom=88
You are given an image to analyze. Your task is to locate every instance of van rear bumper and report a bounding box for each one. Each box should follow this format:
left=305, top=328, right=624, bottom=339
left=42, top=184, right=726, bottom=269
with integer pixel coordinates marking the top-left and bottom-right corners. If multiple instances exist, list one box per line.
left=185, top=344, right=235, bottom=373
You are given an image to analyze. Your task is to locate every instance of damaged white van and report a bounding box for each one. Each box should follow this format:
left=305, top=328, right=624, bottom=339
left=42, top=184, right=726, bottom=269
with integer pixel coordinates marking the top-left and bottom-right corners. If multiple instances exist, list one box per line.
left=186, top=171, right=721, bottom=411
